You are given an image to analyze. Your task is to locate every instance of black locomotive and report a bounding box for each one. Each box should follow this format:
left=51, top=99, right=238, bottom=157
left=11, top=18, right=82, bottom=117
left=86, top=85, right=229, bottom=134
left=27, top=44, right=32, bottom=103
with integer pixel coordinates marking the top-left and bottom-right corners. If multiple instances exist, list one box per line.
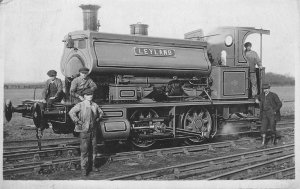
left=4, top=4, right=270, bottom=149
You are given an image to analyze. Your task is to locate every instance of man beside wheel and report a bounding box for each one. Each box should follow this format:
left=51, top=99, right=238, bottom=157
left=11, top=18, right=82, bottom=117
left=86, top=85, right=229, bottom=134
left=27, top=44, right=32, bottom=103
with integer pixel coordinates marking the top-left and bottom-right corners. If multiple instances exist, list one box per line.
left=68, top=89, right=103, bottom=176
left=257, top=83, right=282, bottom=147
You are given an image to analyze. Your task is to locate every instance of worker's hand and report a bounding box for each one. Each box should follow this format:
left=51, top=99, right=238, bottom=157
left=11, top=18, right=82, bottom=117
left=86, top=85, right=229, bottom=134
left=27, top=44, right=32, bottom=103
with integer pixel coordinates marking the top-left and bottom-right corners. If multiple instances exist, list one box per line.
left=42, top=99, right=46, bottom=103
left=49, top=97, right=55, bottom=100
left=255, top=99, right=260, bottom=104
left=79, top=96, right=84, bottom=101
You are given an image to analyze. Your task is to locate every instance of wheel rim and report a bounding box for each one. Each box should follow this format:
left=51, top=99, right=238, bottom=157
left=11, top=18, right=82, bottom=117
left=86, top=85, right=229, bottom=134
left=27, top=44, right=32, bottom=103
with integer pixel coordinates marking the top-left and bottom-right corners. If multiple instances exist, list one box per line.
left=129, top=108, right=158, bottom=149
left=183, top=107, right=212, bottom=143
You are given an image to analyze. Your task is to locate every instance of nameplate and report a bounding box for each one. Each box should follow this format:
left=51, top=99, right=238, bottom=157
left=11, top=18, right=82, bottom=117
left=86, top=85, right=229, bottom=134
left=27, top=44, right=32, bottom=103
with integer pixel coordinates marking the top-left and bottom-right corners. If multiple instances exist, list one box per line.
left=134, top=47, right=175, bottom=57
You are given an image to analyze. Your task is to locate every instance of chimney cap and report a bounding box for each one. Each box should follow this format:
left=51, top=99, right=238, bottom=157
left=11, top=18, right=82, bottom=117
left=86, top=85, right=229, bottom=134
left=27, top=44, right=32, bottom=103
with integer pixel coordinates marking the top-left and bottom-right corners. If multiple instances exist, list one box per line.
left=79, top=4, right=101, bottom=10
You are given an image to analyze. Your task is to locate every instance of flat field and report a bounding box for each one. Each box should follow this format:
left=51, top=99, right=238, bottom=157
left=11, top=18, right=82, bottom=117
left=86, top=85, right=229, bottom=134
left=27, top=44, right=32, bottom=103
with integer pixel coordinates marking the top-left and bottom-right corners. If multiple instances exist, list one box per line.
left=3, top=86, right=295, bottom=141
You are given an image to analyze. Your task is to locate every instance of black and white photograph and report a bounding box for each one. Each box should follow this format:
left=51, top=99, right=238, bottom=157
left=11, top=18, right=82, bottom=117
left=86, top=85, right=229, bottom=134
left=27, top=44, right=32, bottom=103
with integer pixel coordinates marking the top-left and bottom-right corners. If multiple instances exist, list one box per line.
left=1, top=0, right=299, bottom=188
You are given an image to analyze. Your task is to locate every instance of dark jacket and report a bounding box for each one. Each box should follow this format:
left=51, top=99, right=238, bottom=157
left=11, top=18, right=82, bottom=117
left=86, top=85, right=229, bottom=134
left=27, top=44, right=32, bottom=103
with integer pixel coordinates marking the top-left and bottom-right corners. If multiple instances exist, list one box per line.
left=70, top=76, right=97, bottom=100
left=258, top=91, right=282, bottom=121
left=42, top=78, right=63, bottom=100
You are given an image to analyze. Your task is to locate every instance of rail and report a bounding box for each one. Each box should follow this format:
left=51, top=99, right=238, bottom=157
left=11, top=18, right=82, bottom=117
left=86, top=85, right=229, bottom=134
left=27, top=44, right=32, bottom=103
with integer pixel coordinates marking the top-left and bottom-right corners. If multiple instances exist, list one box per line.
left=106, top=144, right=294, bottom=180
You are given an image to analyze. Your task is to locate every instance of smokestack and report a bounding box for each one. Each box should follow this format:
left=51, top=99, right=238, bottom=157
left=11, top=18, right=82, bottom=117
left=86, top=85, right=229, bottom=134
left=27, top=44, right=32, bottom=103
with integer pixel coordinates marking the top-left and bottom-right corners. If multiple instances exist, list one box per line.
left=79, top=4, right=101, bottom=31
left=130, top=22, right=148, bottom=36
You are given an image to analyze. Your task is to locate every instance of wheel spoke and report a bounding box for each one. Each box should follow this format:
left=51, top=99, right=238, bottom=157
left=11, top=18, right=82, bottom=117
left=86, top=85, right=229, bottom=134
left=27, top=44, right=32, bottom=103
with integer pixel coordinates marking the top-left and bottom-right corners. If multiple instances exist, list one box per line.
left=198, top=111, right=204, bottom=118
left=186, top=115, right=193, bottom=122
left=203, top=118, right=208, bottom=124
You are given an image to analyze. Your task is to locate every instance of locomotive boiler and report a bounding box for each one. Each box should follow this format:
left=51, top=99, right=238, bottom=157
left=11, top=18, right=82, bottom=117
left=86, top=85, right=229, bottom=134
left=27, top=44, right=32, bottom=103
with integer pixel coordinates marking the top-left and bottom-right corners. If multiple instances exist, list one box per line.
left=4, top=4, right=270, bottom=149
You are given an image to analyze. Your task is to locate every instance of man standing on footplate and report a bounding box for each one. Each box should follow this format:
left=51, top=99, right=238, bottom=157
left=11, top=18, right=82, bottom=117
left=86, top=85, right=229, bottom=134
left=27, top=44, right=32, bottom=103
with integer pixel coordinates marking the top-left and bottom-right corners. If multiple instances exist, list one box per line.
left=69, top=89, right=103, bottom=176
left=70, top=67, right=97, bottom=104
left=257, top=83, right=282, bottom=147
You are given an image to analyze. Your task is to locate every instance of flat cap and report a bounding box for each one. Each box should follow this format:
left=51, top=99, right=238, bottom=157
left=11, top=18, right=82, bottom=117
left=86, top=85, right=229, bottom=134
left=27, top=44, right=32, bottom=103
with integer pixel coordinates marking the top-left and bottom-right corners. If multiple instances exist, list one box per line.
left=244, top=42, right=252, bottom=48
left=79, top=67, right=90, bottom=74
left=82, top=89, right=94, bottom=96
left=47, top=70, right=57, bottom=77
left=262, top=83, right=271, bottom=89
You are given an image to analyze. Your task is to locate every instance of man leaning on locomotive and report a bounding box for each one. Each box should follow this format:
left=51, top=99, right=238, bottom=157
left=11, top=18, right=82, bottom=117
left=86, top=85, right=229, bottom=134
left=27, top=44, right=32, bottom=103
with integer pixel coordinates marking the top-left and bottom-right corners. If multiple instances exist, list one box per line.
left=70, top=67, right=98, bottom=103
left=244, top=42, right=262, bottom=97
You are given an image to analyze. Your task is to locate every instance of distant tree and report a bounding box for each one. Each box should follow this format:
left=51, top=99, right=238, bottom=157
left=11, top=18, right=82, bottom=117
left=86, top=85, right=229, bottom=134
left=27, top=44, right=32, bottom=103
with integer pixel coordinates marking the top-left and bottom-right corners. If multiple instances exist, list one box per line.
left=0, top=0, right=13, bottom=5
left=265, top=72, right=295, bottom=86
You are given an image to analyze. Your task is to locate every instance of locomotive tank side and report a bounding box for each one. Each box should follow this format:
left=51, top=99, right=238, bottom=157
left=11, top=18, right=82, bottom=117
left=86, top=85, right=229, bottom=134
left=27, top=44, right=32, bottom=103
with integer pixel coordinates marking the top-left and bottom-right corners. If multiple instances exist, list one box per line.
left=60, top=31, right=212, bottom=78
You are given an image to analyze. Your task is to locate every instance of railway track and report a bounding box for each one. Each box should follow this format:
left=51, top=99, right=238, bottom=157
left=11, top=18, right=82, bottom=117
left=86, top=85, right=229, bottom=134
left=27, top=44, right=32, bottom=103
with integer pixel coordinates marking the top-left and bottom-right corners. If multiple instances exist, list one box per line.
left=3, top=119, right=294, bottom=179
left=105, top=144, right=294, bottom=180
left=4, top=137, right=79, bottom=148
left=3, top=122, right=294, bottom=164
left=3, top=129, right=294, bottom=179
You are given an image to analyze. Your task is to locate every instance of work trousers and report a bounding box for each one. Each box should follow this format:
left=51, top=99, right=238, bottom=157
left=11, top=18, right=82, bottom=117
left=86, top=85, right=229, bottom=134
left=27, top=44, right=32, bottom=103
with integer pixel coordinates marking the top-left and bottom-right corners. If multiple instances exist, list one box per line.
left=261, top=110, right=276, bottom=135
left=80, top=131, right=97, bottom=171
left=250, top=72, right=257, bottom=96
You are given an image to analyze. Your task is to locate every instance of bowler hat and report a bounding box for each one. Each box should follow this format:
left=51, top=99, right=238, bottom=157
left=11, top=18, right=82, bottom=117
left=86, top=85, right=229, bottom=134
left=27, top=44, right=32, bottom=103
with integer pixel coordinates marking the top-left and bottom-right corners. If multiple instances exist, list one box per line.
left=262, top=83, right=271, bottom=89
left=82, top=89, right=94, bottom=96
left=47, top=70, right=57, bottom=77
left=244, top=42, right=252, bottom=48
left=79, top=67, right=89, bottom=74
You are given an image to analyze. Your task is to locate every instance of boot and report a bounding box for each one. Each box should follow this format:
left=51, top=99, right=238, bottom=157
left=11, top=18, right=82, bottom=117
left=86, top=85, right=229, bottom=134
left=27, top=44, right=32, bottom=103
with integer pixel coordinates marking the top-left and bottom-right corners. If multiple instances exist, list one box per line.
left=92, top=154, right=99, bottom=172
left=259, top=134, right=266, bottom=148
left=272, top=134, right=277, bottom=145
left=81, top=169, right=88, bottom=176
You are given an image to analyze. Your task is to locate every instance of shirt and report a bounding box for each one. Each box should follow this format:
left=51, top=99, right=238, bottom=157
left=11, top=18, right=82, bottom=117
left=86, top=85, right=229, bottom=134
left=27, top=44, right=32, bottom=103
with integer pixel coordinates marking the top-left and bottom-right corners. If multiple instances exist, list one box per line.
left=245, top=50, right=262, bottom=72
left=42, top=78, right=63, bottom=100
left=68, top=100, right=103, bottom=132
left=70, top=76, right=97, bottom=98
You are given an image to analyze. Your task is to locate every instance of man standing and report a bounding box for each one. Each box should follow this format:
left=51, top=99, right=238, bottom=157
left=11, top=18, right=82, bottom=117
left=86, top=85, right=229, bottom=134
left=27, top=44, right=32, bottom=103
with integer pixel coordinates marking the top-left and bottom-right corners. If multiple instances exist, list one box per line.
left=70, top=67, right=97, bottom=103
left=42, top=70, right=64, bottom=106
left=244, top=42, right=262, bottom=97
left=69, top=89, right=103, bottom=176
left=257, top=83, right=282, bottom=147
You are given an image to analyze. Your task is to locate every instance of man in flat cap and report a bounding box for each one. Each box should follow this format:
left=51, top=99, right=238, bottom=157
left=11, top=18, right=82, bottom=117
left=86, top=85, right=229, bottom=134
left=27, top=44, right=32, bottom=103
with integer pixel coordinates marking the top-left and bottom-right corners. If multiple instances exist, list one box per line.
left=70, top=67, right=97, bottom=104
left=257, top=83, right=282, bottom=147
left=244, top=42, right=262, bottom=97
left=69, top=89, right=103, bottom=176
left=42, top=70, right=64, bottom=106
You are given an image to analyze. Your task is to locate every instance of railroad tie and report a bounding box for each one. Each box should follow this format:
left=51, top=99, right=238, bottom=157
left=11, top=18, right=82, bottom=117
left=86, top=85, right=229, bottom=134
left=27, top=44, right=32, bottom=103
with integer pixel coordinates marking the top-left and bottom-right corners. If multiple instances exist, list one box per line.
left=276, top=172, right=283, bottom=179
left=173, top=168, right=180, bottom=176
left=58, top=144, right=67, bottom=148
left=208, top=144, right=215, bottom=151
left=230, top=141, right=237, bottom=149
left=156, top=150, right=164, bottom=157
left=67, top=150, right=74, bottom=157
left=183, top=148, right=190, bottom=155
left=33, top=154, right=40, bottom=161
left=137, top=153, right=145, bottom=160
left=240, top=155, right=246, bottom=161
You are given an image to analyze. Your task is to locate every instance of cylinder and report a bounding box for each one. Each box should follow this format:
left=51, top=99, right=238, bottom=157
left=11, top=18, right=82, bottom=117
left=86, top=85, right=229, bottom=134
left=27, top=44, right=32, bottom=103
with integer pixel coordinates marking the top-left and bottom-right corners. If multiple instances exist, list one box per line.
left=130, top=23, right=148, bottom=36
left=79, top=4, right=101, bottom=31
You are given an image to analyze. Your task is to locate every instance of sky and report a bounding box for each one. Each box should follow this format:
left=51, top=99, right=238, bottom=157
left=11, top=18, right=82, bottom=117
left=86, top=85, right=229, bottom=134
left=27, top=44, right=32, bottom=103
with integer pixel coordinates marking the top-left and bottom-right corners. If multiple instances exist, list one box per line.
left=0, top=0, right=299, bottom=83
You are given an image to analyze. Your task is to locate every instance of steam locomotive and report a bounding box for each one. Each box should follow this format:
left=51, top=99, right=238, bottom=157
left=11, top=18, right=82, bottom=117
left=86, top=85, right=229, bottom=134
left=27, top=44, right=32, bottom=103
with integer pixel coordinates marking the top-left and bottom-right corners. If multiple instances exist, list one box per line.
left=4, top=4, right=270, bottom=149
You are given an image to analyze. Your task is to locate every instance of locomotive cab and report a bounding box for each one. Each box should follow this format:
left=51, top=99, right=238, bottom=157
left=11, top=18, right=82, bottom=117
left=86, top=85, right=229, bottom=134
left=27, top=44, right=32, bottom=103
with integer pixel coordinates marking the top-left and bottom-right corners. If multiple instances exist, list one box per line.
left=186, top=27, right=270, bottom=98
